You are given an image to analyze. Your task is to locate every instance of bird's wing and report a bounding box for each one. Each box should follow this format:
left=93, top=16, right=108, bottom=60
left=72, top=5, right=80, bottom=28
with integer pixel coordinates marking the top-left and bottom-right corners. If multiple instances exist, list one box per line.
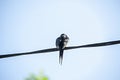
left=56, top=37, right=61, bottom=48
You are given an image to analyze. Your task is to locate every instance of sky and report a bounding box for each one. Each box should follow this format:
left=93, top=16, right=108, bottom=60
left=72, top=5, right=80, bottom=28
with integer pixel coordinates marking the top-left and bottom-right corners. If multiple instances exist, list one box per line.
left=0, top=0, right=120, bottom=80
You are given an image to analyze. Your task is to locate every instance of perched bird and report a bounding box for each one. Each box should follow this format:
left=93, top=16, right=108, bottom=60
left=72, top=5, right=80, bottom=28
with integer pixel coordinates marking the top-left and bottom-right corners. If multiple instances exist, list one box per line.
left=56, top=34, right=69, bottom=65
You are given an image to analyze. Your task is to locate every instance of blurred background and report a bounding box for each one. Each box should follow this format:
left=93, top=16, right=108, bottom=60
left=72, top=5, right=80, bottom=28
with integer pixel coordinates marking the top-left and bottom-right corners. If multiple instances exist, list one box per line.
left=0, top=0, right=120, bottom=80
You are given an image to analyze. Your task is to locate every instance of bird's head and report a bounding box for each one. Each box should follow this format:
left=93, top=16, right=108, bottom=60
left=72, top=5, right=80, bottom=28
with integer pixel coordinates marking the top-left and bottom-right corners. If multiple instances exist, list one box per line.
left=60, top=34, right=68, bottom=39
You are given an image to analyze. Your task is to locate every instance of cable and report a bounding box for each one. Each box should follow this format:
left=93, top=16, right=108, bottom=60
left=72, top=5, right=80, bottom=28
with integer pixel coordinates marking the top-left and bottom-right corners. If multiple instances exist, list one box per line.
left=0, top=40, right=120, bottom=59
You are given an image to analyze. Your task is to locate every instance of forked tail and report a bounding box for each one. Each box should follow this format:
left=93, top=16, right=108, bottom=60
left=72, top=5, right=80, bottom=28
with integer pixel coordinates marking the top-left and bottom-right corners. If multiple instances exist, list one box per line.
left=59, top=49, right=64, bottom=65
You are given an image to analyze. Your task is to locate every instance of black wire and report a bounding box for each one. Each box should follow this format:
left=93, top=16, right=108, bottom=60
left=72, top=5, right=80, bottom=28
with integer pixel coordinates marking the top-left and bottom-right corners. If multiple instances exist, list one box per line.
left=0, top=40, right=120, bottom=59
left=65, top=40, right=120, bottom=50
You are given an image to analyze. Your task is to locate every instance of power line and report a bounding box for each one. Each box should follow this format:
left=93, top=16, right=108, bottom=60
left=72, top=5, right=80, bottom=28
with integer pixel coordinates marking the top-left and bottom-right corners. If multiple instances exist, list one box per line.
left=0, top=40, right=120, bottom=59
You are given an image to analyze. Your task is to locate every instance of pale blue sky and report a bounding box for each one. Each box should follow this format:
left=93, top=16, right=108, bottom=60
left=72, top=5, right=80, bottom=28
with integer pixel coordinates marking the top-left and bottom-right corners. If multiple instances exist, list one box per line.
left=0, top=0, right=120, bottom=80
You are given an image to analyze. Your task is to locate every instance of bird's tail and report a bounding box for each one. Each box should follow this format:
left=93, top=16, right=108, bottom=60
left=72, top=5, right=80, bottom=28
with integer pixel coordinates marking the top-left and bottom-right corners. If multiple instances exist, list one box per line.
left=59, top=49, right=64, bottom=65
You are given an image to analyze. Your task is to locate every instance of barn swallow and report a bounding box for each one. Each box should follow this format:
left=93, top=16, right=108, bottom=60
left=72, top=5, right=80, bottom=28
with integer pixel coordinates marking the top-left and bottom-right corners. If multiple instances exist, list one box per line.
left=56, top=34, right=69, bottom=65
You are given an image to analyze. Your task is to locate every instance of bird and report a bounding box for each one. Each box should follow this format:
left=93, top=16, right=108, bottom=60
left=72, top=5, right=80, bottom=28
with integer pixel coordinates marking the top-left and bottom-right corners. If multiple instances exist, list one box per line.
left=56, top=34, right=69, bottom=65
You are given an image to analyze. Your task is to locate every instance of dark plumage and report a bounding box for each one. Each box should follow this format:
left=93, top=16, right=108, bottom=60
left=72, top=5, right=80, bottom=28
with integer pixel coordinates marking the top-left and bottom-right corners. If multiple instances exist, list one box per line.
left=56, top=34, right=69, bottom=65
